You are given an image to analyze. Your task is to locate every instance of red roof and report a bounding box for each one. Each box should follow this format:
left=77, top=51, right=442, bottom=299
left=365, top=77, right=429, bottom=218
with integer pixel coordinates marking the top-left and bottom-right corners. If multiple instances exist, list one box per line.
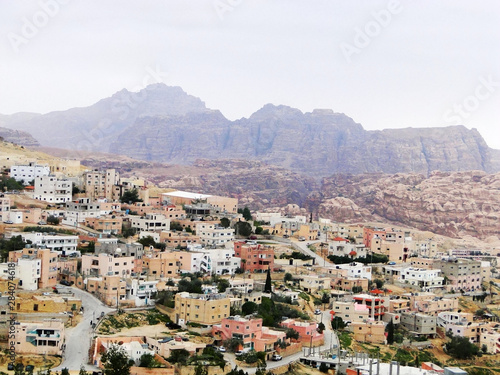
left=349, top=251, right=357, bottom=256
left=370, top=289, right=384, bottom=294
left=333, top=237, right=349, bottom=242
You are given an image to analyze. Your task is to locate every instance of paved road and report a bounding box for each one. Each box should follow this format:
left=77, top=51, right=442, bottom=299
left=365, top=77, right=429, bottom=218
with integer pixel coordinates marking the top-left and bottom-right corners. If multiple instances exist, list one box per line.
left=52, top=285, right=114, bottom=372
left=292, top=240, right=335, bottom=268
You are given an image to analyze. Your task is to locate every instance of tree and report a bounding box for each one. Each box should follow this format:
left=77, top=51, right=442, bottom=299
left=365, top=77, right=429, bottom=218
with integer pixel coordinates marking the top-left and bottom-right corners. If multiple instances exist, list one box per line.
left=61, top=369, right=70, bottom=375
left=139, top=353, right=156, bottom=368
left=220, top=217, right=231, bottom=228
left=194, top=365, right=208, bottom=375
left=234, top=221, right=252, bottom=237
left=284, top=272, right=293, bottom=283
left=264, top=267, right=272, bottom=293
left=0, top=235, right=27, bottom=262
left=445, top=334, right=480, bottom=359
left=386, top=319, right=395, bottom=344
left=120, top=189, right=142, bottom=203
left=242, top=207, right=252, bottom=221
left=0, top=176, right=24, bottom=191
left=47, top=215, right=59, bottom=225
left=255, top=226, right=263, bottom=234
left=167, top=348, right=190, bottom=365
left=317, top=322, right=326, bottom=334
left=242, top=301, right=258, bottom=315
left=286, top=328, right=300, bottom=340
left=101, top=344, right=134, bottom=375
left=217, top=278, right=230, bottom=293
left=373, top=279, right=384, bottom=289
left=321, top=292, right=330, bottom=309
left=332, top=316, right=346, bottom=330
left=227, top=367, right=248, bottom=375
left=319, top=362, right=329, bottom=373
left=138, top=236, right=156, bottom=248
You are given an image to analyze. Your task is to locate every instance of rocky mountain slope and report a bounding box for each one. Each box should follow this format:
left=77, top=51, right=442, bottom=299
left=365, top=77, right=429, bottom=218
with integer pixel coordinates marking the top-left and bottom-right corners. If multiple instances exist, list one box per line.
left=1, top=84, right=498, bottom=176
left=0, top=125, right=39, bottom=147
left=315, top=171, right=500, bottom=239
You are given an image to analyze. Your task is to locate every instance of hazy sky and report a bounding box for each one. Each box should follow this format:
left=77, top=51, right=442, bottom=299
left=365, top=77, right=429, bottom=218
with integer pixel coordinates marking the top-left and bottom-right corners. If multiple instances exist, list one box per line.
left=1, top=1, right=499, bottom=147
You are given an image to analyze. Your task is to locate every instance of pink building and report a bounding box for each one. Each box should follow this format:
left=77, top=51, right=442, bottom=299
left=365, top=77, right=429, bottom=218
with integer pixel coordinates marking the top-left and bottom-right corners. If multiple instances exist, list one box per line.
left=82, top=253, right=135, bottom=277
left=212, top=316, right=286, bottom=352
left=280, top=319, right=324, bottom=347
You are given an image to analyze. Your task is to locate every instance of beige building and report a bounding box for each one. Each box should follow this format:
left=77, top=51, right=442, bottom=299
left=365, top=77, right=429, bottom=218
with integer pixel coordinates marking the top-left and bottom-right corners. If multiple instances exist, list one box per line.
left=402, top=292, right=459, bottom=315
left=82, top=253, right=135, bottom=278
left=9, top=247, right=58, bottom=289
left=14, top=294, right=81, bottom=313
left=86, top=275, right=127, bottom=307
left=14, top=319, right=65, bottom=355
left=85, top=216, right=123, bottom=235
left=351, top=321, right=386, bottom=344
left=174, top=292, right=230, bottom=326
left=84, top=169, right=119, bottom=201
left=299, top=275, right=331, bottom=293
left=371, top=238, right=407, bottom=262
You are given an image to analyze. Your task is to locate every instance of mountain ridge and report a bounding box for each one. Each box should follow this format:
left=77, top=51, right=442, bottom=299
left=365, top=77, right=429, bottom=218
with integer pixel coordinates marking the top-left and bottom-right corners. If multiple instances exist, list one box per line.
left=1, top=83, right=498, bottom=177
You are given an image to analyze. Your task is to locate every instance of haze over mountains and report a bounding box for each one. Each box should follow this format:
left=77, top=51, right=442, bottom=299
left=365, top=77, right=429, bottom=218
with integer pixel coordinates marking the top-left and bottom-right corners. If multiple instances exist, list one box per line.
left=1, top=83, right=499, bottom=177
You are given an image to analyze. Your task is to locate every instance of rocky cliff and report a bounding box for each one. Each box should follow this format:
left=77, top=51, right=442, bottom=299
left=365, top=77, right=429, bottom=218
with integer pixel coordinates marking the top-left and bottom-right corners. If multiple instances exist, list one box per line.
left=0, top=125, right=39, bottom=147
left=315, top=171, right=500, bottom=239
left=1, top=84, right=498, bottom=177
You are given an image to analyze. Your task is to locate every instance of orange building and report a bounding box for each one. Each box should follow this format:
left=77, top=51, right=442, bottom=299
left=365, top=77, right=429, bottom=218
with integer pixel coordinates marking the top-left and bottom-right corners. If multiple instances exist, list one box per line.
left=234, top=242, right=275, bottom=273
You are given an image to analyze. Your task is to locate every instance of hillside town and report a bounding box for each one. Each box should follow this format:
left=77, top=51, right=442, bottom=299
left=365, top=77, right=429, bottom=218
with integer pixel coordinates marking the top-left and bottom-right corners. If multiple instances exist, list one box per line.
left=1, top=143, right=499, bottom=375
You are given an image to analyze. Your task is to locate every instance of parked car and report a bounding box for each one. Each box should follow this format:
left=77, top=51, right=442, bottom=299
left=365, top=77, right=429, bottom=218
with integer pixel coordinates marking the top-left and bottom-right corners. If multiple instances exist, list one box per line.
left=282, top=234, right=289, bottom=238
left=60, top=280, right=71, bottom=286
left=3, top=220, right=13, bottom=224
left=218, top=346, right=226, bottom=352
left=38, top=221, right=47, bottom=225
left=7, top=363, right=14, bottom=371
left=298, top=236, right=306, bottom=241
left=314, top=309, right=321, bottom=315
left=25, top=365, right=35, bottom=372
left=271, top=354, right=282, bottom=361
left=235, top=350, right=244, bottom=356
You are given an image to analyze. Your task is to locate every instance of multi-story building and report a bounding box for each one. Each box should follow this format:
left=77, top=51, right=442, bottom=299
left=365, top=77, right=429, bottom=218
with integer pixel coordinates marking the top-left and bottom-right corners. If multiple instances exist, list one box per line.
left=437, top=312, right=482, bottom=344
left=352, top=293, right=389, bottom=322
left=159, top=230, right=200, bottom=248
left=14, top=320, right=65, bottom=355
left=10, top=163, right=50, bottom=184
left=20, top=232, right=78, bottom=256
left=324, top=262, right=372, bottom=280
left=174, top=292, right=230, bottom=326
left=398, top=267, right=444, bottom=291
left=0, top=194, right=10, bottom=222
left=351, top=320, right=386, bottom=344
left=62, top=198, right=101, bottom=226
left=332, top=300, right=371, bottom=323
left=143, top=251, right=180, bottom=279
left=298, top=275, right=331, bottom=293
left=84, top=169, right=120, bottom=201
left=196, top=222, right=235, bottom=247
left=85, top=216, right=123, bottom=235
left=213, top=316, right=286, bottom=352
left=281, top=319, right=324, bottom=346
left=400, top=312, right=437, bottom=338
left=480, top=329, right=500, bottom=354
left=234, top=242, right=274, bottom=273
left=370, top=238, right=407, bottom=263
left=86, top=275, right=127, bottom=307
left=126, top=279, right=158, bottom=306
left=9, top=247, right=58, bottom=289
left=130, top=213, right=170, bottom=232
left=434, top=258, right=482, bottom=292
left=82, top=253, right=135, bottom=277
left=34, top=175, right=72, bottom=203
left=200, top=248, right=241, bottom=275
left=401, top=292, right=459, bottom=316
left=17, top=257, right=41, bottom=290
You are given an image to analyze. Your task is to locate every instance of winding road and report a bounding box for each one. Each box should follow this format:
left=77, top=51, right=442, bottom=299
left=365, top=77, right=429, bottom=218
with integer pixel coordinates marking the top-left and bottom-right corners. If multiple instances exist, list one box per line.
left=52, top=285, right=114, bottom=372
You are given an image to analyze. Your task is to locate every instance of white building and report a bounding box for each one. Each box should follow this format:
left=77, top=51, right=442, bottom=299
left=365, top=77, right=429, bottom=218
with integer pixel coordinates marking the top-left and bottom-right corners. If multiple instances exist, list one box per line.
left=34, top=176, right=72, bottom=203
left=130, top=214, right=170, bottom=232
left=0, top=195, right=10, bottom=222
left=331, top=262, right=372, bottom=280
left=21, top=232, right=78, bottom=256
left=8, top=210, right=23, bottom=224
left=126, top=279, right=158, bottom=307
left=62, top=198, right=100, bottom=226
left=196, top=223, right=235, bottom=247
left=399, top=267, right=443, bottom=290
left=10, top=163, right=50, bottom=184
left=106, top=342, right=154, bottom=366
left=328, top=241, right=368, bottom=258
left=199, top=248, right=241, bottom=275
left=17, top=257, right=41, bottom=291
